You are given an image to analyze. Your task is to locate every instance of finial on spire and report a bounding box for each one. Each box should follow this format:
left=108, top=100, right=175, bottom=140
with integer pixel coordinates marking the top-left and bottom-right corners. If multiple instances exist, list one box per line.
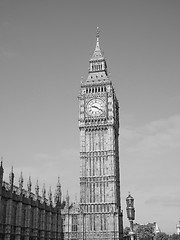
left=96, top=26, right=100, bottom=39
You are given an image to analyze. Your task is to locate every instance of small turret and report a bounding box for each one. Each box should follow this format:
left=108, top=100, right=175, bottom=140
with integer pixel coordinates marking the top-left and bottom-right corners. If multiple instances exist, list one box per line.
left=9, top=166, right=14, bottom=192
left=54, top=177, right=62, bottom=206
left=42, top=183, right=46, bottom=200
left=48, top=186, right=53, bottom=205
left=0, top=158, right=4, bottom=184
left=35, top=179, right=39, bottom=197
left=18, top=172, right=24, bottom=192
left=27, top=176, right=32, bottom=193
left=0, top=158, right=4, bottom=194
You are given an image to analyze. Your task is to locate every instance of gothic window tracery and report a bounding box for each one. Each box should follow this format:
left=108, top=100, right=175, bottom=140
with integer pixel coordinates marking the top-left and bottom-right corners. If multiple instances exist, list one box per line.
left=71, top=215, right=78, bottom=232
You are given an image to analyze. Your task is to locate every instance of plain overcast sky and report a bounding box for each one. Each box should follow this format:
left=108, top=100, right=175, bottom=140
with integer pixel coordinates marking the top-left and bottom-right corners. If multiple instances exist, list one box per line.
left=0, top=0, right=180, bottom=234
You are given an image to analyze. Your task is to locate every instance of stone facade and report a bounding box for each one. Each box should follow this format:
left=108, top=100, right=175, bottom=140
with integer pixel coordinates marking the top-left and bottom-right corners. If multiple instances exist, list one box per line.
left=0, top=163, right=63, bottom=240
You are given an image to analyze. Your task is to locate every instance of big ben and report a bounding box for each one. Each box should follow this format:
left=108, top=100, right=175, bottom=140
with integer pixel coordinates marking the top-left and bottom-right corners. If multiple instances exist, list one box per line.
left=78, top=28, right=123, bottom=240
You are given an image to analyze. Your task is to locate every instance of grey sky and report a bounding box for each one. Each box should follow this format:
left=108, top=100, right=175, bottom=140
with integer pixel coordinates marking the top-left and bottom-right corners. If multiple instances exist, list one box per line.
left=0, top=0, right=180, bottom=234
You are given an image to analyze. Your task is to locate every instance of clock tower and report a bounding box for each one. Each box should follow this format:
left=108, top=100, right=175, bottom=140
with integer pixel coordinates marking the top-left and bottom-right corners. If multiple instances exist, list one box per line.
left=78, top=29, right=123, bottom=240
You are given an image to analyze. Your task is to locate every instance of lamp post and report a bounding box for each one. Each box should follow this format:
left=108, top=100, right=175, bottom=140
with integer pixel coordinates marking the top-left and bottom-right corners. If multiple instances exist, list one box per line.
left=126, top=193, right=135, bottom=240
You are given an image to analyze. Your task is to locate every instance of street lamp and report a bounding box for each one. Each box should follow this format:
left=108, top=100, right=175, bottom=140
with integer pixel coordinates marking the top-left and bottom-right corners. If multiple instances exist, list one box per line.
left=126, top=193, right=135, bottom=240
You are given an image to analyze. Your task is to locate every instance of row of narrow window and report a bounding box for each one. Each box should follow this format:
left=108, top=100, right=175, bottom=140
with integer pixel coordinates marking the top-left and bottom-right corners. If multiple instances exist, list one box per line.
left=85, top=204, right=111, bottom=213
left=71, top=214, right=106, bottom=232
left=85, top=119, right=107, bottom=125
left=89, top=182, right=106, bottom=203
left=83, top=130, right=107, bottom=152
left=86, top=86, right=106, bottom=94
left=90, top=214, right=107, bottom=231
left=71, top=215, right=78, bottom=232
left=2, top=204, right=57, bottom=229
left=91, top=64, right=103, bottom=71
left=88, top=157, right=106, bottom=176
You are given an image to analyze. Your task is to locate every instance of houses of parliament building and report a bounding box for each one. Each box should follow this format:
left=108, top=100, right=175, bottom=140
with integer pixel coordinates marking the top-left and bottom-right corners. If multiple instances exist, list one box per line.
left=0, top=29, right=124, bottom=240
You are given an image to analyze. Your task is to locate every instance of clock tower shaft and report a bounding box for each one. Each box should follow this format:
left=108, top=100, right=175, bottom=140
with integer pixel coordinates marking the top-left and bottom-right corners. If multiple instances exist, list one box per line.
left=78, top=29, right=123, bottom=240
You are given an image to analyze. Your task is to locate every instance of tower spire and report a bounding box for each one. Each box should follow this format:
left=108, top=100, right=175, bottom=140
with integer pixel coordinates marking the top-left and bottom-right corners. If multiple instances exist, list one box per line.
left=91, top=27, right=103, bottom=60
left=87, top=27, right=109, bottom=81
left=0, top=156, right=4, bottom=175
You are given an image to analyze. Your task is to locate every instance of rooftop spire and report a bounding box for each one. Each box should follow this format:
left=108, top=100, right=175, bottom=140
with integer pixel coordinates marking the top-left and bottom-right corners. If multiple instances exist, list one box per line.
left=27, top=176, right=32, bottom=193
left=91, top=27, right=103, bottom=60
left=35, top=179, right=39, bottom=196
left=48, top=186, right=53, bottom=205
left=19, top=172, right=24, bottom=191
left=9, top=166, right=14, bottom=191
left=42, top=183, right=46, bottom=200
left=0, top=156, right=4, bottom=181
left=54, top=177, right=62, bottom=205
left=0, top=156, right=4, bottom=172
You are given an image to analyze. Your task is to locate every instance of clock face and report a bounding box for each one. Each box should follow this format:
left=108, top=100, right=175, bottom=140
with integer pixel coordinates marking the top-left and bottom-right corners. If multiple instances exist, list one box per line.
left=86, top=98, right=105, bottom=117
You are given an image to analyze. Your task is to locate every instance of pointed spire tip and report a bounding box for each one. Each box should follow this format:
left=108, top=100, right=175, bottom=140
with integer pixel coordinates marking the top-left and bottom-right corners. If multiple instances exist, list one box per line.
left=96, top=26, right=100, bottom=38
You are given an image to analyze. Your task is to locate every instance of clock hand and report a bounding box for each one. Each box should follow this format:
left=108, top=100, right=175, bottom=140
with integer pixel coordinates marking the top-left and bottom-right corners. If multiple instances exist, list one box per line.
left=92, top=105, right=103, bottom=111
